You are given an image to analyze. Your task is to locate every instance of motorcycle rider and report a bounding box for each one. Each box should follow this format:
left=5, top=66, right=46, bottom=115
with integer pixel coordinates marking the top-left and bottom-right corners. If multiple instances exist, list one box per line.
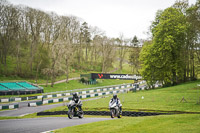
left=109, top=94, right=122, bottom=113
left=71, top=92, right=82, bottom=111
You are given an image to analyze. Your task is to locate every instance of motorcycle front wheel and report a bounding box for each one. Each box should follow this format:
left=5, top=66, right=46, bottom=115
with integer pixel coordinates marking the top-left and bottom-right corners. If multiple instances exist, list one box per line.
left=78, top=111, right=84, bottom=119
left=110, top=109, right=115, bottom=118
left=68, top=109, right=74, bottom=119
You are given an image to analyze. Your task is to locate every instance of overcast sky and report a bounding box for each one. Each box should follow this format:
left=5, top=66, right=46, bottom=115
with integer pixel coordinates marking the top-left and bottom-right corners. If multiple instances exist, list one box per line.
left=8, top=0, right=197, bottom=39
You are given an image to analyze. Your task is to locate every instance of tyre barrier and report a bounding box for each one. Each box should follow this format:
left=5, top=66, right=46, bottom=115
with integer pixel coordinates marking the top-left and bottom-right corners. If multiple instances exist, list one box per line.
left=37, top=111, right=169, bottom=117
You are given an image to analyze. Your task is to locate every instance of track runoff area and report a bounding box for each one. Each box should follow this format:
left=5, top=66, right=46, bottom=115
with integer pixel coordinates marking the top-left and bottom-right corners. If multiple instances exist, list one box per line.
left=0, top=73, right=146, bottom=133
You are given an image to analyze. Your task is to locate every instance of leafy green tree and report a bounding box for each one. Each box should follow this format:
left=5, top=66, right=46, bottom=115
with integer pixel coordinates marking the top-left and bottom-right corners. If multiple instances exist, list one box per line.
left=140, top=7, right=187, bottom=86
left=131, top=35, right=139, bottom=47
left=139, top=41, right=157, bottom=88
left=129, top=35, right=141, bottom=74
left=185, top=0, right=200, bottom=80
left=80, top=22, right=91, bottom=62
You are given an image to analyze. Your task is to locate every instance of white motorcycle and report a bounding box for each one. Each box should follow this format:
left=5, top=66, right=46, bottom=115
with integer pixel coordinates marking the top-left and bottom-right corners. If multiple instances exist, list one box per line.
left=67, top=100, right=83, bottom=119
left=109, top=102, right=122, bottom=118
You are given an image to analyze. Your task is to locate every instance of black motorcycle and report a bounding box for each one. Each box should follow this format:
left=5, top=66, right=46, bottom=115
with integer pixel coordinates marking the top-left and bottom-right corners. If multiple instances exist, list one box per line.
left=67, top=100, right=84, bottom=119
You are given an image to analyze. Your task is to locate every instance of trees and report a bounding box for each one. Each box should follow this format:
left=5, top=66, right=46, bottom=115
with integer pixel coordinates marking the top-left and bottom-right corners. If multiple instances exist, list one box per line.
left=140, top=0, right=200, bottom=87
left=0, top=1, right=20, bottom=74
left=129, top=35, right=141, bottom=74
left=0, top=0, right=128, bottom=87
left=185, top=0, right=200, bottom=80
left=117, top=34, right=127, bottom=73
left=140, top=7, right=187, bottom=86
left=59, top=16, right=77, bottom=83
left=101, top=37, right=116, bottom=73
left=50, top=39, right=64, bottom=87
left=80, top=22, right=91, bottom=62
left=140, top=0, right=200, bottom=88
left=26, top=8, right=45, bottom=75
left=89, top=26, right=105, bottom=70
left=139, top=41, right=157, bottom=88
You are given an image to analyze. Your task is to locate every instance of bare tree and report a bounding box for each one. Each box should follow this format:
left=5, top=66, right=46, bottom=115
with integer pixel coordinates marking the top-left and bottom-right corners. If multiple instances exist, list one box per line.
left=117, top=33, right=128, bottom=73
left=60, top=16, right=76, bottom=83
left=101, top=37, right=116, bottom=73
left=0, top=2, right=20, bottom=74
left=50, top=39, right=65, bottom=87
left=42, top=68, right=52, bottom=87
left=48, top=13, right=62, bottom=87
left=25, top=7, right=45, bottom=74
left=89, top=26, right=105, bottom=69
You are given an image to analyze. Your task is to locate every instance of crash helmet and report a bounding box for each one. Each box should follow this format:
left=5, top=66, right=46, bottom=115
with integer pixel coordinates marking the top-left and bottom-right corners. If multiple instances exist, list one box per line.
left=113, top=94, right=117, bottom=99
left=72, top=92, right=78, bottom=97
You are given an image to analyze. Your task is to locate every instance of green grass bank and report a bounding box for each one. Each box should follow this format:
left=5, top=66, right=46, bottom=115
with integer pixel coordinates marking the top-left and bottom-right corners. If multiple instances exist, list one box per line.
left=53, top=80, right=200, bottom=133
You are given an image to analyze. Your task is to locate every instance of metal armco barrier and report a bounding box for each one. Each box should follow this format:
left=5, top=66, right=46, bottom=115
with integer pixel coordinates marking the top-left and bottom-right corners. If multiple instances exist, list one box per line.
left=37, top=111, right=168, bottom=116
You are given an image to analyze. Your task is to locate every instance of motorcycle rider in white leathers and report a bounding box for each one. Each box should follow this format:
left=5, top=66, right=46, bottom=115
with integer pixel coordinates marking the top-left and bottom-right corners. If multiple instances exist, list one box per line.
left=109, top=94, right=122, bottom=113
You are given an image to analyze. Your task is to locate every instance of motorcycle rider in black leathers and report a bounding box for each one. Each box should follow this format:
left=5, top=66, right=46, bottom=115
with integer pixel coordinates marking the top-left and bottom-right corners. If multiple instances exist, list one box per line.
left=109, top=94, right=122, bottom=113
left=72, top=92, right=82, bottom=111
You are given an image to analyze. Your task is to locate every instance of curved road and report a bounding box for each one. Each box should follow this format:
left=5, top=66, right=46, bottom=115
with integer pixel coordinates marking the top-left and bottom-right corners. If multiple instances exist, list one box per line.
left=0, top=96, right=104, bottom=117
left=0, top=102, right=63, bottom=116
left=0, top=97, right=111, bottom=133
left=0, top=117, right=112, bottom=133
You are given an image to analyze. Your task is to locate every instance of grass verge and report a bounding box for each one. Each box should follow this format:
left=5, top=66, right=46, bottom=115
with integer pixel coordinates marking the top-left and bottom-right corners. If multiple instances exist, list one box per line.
left=54, top=114, right=200, bottom=133
left=42, top=79, right=133, bottom=93
left=45, top=80, right=200, bottom=113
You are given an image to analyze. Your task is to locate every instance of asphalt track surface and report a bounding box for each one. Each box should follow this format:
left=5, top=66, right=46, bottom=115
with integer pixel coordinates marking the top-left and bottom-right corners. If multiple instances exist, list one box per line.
left=0, top=97, right=111, bottom=133
left=0, top=96, right=103, bottom=117
left=0, top=117, right=112, bottom=133
left=0, top=101, right=63, bottom=116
